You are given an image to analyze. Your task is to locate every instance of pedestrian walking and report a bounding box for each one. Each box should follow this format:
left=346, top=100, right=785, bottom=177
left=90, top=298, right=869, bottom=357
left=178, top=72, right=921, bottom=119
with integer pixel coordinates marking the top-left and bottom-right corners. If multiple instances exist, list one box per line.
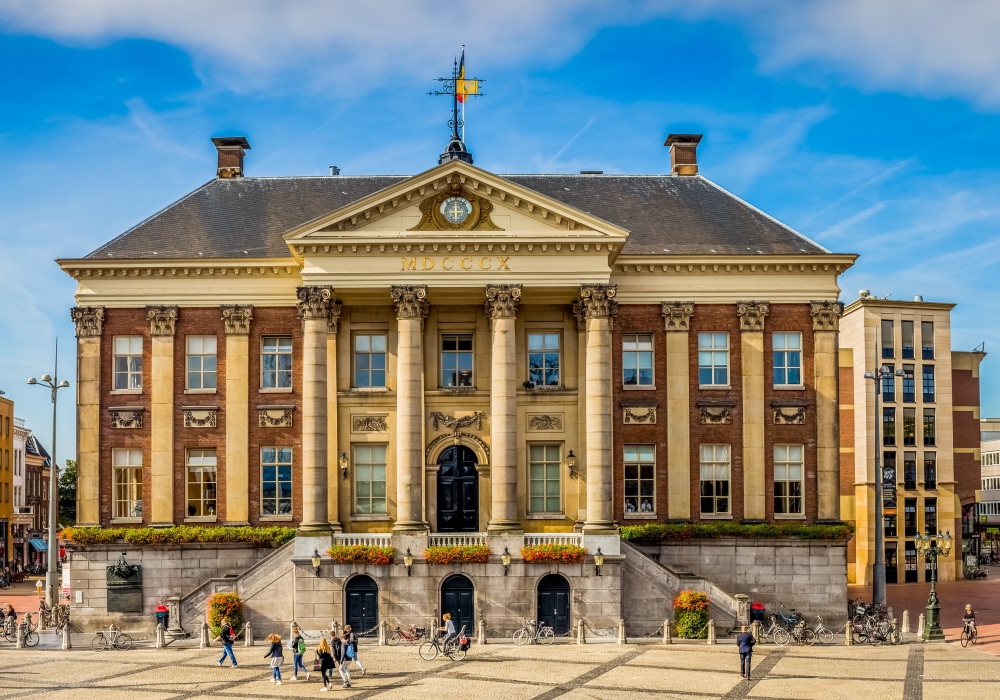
left=343, top=624, right=366, bottom=676
left=317, top=637, right=336, bottom=692
left=289, top=624, right=309, bottom=680
left=337, top=632, right=352, bottom=688
left=263, top=633, right=284, bottom=685
left=213, top=616, right=238, bottom=667
left=736, top=625, right=755, bottom=679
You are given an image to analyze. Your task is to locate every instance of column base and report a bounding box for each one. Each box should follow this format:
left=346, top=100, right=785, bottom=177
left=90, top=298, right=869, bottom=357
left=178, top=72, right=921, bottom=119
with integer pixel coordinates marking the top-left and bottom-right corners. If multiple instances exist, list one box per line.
left=392, top=521, right=429, bottom=534
left=329, top=521, right=343, bottom=533
left=581, top=521, right=617, bottom=535
left=297, top=522, right=333, bottom=536
left=487, top=521, right=522, bottom=533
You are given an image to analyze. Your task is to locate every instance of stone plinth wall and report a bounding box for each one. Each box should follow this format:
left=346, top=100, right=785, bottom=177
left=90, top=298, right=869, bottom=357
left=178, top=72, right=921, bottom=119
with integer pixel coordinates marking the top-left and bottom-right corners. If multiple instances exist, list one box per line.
left=634, top=538, right=848, bottom=623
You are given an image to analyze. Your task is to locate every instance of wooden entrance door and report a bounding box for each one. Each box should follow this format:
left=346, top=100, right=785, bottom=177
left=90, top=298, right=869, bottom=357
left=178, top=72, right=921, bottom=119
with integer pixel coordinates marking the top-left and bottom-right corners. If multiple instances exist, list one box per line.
left=537, top=574, right=571, bottom=635
left=345, top=575, right=379, bottom=636
left=441, top=575, right=475, bottom=635
left=437, top=446, right=479, bottom=532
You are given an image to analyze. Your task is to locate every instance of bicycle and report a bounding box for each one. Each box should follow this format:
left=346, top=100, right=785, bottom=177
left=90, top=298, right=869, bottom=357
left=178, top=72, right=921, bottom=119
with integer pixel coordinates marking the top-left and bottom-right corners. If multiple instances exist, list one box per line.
left=387, top=620, right=426, bottom=646
left=758, top=617, right=791, bottom=645
left=812, top=615, right=835, bottom=645
left=788, top=620, right=815, bottom=646
left=2, top=616, right=38, bottom=647
left=92, top=624, right=132, bottom=651
left=512, top=620, right=554, bottom=646
left=961, top=620, right=978, bottom=647
left=418, top=625, right=467, bottom=661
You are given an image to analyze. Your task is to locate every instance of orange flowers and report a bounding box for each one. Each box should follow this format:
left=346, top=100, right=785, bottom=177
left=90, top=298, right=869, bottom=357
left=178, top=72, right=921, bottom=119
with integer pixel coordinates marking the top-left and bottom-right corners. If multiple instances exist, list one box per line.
left=424, top=545, right=491, bottom=564
left=520, top=544, right=587, bottom=564
left=328, top=545, right=395, bottom=565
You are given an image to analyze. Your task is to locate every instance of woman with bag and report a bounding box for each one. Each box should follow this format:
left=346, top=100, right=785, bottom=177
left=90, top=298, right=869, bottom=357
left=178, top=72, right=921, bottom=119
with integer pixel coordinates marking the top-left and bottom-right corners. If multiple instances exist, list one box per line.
left=343, top=624, right=366, bottom=676
left=262, top=633, right=284, bottom=685
left=289, top=624, right=309, bottom=681
left=316, top=637, right=336, bottom=692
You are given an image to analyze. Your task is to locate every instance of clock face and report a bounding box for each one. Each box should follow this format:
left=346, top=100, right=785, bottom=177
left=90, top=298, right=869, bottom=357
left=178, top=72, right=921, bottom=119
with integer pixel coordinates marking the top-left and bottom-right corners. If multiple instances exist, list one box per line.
left=441, top=197, right=473, bottom=225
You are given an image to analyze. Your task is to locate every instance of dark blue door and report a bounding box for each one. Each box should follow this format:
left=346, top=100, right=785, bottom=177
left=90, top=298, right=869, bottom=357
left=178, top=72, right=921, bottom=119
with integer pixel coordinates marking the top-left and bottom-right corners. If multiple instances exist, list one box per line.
left=346, top=575, right=378, bottom=637
left=537, top=574, right=570, bottom=635
left=437, top=446, right=479, bottom=532
left=441, top=575, right=474, bottom=635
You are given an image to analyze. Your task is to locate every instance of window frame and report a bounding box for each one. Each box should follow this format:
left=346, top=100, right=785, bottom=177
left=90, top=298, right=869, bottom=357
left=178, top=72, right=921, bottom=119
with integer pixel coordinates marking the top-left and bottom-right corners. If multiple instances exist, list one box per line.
left=924, top=452, right=937, bottom=490
left=260, top=446, right=293, bottom=518
left=353, top=443, right=388, bottom=517
left=902, top=408, right=917, bottom=446
left=528, top=443, right=563, bottom=516
left=922, top=365, right=935, bottom=403
left=185, top=448, right=218, bottom=520
left=881, top=319, right=894, bottom=359
left=698, top=332, right=730, bottom=388
left=624, top=444, right=656, bottom=517
left=185, top=335, right=218, bottom=392
left=353, top=333, right=388, bottom=389
left=111, top=447, right=143, bottom=522
left=699, top=444, right=731, bottom=517
left=772, top=332, right=803, bottom=388
left=923, top=409, right=936, bottom=446
left=881, top=363, right=895, bottom=402
left=113, top=336, right=143, bottom=392
left=924, top=498, right=937, bottom=535
left=527, top=332, right=562, bottom=388
left=902, top=365, right=915, bottom=403
left=904, top=498, right=917, bottom=537
left=903, top=452, right=917, bottom=490
left=901, top=320, right=914, bottom=359
left=884, top=514, right=897, bottom=538
left=260, top=336, right=293, bottom=391
left=921, top=321, right=934, bottom=360
left=440, top=333, right=474, bottom=388
left=621, top=333, right=655, bottom=388
left=882, top=407, right=896, bottom=446
left=773, top=444, right=805, bottom=517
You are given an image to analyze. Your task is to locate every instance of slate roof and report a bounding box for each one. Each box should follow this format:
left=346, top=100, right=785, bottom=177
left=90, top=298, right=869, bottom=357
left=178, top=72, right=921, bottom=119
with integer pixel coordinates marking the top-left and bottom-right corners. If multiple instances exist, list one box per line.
left=24, top=434, right=50, bottom=466
left=84, top=173, right=827, bottom=260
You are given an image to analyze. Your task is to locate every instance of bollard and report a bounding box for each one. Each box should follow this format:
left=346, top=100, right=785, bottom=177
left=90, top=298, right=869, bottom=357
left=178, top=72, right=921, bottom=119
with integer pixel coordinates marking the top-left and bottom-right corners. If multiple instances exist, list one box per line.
left=199, top=622, right=210, bottom=649
left=751, top=620, right=762, bottom=644
left=917, top=613, right=925, bottom=637
left=577, top=619, right=586, bottom=645
left=155, top=622, right=166, bottom=649
left=617, top=619, right=627, bottom=645
left=378, top=620, right=386, bottom=646
left=663, top=619, right=672, bottom=645
left=902, top=610, right=910, bottom=635
left=477, top=619, right=486, bottom=645
left=707, top=619, right=716, bottom=645
left=15, top=622, right=25, bottom=649
left=887, top=607, right=893, bottom=622
left=244, top=621, right=254, bottom=647
left=62, top=622, right=72, bottom=650
left=845, top=621, right=853, bottom=646
left=38, top=610, right=45, bottom=632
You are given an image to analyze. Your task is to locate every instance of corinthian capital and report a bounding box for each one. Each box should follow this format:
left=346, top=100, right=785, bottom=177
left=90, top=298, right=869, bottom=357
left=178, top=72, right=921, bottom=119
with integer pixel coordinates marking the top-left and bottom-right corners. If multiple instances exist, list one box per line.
left=484, top=284, right=522, bottom=319
left=146, top=305, right=178, bottom=337
left=296, top=286, right=334, bottom=321
left=391, top=285, right=429, bottom=321
left=810, top=300, right=844, bottom=332
left=578, top=284, right=618, bottom=319
left=220, top=304, right=254, bottom=335
left=661, top=301, right=695, bottom=332
left=737, top=301, right=770, bottom=332
left=70, top=306, right=105, bottom=338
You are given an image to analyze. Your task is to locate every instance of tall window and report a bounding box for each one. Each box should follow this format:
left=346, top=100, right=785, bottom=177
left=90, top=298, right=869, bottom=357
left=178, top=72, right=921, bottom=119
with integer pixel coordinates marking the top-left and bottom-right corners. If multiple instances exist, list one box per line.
left=901, top=320, right=914, bottom=359
left=354, top=445, right=387, bottom=515
left=112, top=448, right=142, bottom=519
left=698, top=333, right=729, bottom=387
left=884, top=515, right=897, bottom=537
left=186, top=336, right=217, bottom=390
left=772, top=333, right=802, bottom=387
left=924, top=453, right=937, bottom=490
left=774, top=444, right=804, bottom=515
left=261, top=337, right=292, bottom=389
left=113, top=336, right=143, bottom=390
left=186, top=448, right=217, bottom=517
left=528, top=333, right=561, bottom=387
left=624, top=445, right=655, bottom=513
left=354, top=335, right=387, bottom=388
left=903, top=408, right=916, bottom=446
left=883, top=452, right=897, bottom=509
left=924, top=498, right=937, bottom=535
left=922, top=365, right=935, bottom=402
left=882, top=364, right=895, bottom=402
left=923, top=409, right=936, bottom=446
left=441, top=334, right=473, bottom=387
left=902, top=365, right=915, bottom=402
left=921, top=321, right=934, bottom=359
left=883, top=408, right=896, bottom=445
left=622, top=334, right=654, bottom=387
left=903, top=452, right=916, bottom=490
left=529, top=444, right=562, bottom=514
left=699, top=444, right=731, bottom=515
left=881, top=319, right=894, bottom=358
left=261, top=447, right=292, bottom=516
left=904, top=498, right=917, bottom=536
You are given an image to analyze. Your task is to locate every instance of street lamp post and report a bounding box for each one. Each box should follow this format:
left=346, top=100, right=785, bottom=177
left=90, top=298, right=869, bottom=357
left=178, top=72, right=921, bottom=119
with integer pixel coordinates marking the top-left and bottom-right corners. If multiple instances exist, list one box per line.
left=27, top=339, right=70, bottom=608
left=914, top=530, right=952, bottom=641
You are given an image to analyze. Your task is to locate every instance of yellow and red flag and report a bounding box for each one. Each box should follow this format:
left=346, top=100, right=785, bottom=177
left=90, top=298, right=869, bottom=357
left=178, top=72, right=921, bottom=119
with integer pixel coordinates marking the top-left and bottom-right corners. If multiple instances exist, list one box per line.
left=456, top=49, right=479, bottom=103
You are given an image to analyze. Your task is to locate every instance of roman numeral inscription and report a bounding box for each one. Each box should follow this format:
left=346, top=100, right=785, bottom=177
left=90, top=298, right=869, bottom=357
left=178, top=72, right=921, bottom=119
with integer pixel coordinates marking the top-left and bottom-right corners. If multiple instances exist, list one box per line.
left=401, top=256, right=511, bottom=271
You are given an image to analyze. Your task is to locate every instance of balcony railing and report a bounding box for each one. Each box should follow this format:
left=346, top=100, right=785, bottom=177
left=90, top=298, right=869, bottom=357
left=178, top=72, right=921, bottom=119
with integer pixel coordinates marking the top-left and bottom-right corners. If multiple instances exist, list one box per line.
left=332, top=533, right=392, bottom=547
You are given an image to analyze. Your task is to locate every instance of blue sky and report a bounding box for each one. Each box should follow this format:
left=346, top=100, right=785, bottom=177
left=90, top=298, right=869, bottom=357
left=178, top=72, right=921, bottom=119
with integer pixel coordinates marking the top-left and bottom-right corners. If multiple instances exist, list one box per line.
left=0, top=1, right=998, bottom=461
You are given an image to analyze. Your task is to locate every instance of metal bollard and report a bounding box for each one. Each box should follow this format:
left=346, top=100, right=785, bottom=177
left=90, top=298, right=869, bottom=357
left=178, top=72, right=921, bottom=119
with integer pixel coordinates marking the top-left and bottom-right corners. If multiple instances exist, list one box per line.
left=378, top=620, right=386, bottom=646
left=902, top=610, right=910, bottom=635
left=707, top=619, right=716, bottom=645
left=477, top=619, right=486, bottom=645
left=38, top=610, right=45, bottom=632
left=15, top=622, right=26, bottom=649
left=62, top=622, right=72, bottom=650
left=199, top=622, right=210, bottom=649
left=751, top=620, right=763, bottom=643
left=845, top=621, right=853, bottom=646
left=917, top=613, right=925, bottom=637
left=577, top=619, right=586, bottom=645
left=617, top=619, right=627, bottom=645
left=155, top=622, right=166, bottom=649
left=244, top=621, right=254, bottom=647
left=663, top=619, right=672, bottom=644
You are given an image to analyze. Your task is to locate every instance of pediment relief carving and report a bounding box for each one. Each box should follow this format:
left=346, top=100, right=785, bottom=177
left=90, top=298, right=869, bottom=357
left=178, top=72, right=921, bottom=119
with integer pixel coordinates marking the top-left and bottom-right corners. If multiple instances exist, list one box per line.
left=408, top=182, right=504, bottom=232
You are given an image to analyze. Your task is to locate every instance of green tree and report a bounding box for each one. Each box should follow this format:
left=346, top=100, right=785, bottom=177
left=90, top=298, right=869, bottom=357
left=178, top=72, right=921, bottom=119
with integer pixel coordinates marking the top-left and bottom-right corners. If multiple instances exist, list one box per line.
left=59, top=459, right=77, bottom=527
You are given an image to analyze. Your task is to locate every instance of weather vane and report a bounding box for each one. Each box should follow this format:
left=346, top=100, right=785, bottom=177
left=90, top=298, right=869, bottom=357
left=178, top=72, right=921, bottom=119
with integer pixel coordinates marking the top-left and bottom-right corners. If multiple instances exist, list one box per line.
left=429, top=45, right=484, bottom=164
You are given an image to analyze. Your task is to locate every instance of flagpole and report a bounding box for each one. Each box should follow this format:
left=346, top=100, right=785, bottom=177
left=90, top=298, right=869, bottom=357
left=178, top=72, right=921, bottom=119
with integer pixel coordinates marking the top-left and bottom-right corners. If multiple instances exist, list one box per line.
left=461, top=45, right=466, bottom=144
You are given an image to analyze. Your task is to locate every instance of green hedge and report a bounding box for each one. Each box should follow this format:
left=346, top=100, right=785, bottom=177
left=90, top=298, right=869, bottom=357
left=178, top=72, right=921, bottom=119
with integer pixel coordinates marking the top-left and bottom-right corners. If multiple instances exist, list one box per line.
left=619, top=521, right=854, bottom=542
left=63, top=525, right=296, bottom=547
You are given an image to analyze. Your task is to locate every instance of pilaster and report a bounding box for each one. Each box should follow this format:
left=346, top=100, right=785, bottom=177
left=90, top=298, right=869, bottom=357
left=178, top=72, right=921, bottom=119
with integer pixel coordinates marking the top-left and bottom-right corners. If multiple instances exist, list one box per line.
left=297, top=286, right=333, bottom=534
left=811, top=301, right=843, bottom=522
left=220, top=304, right=253, bottom=525
left=71, top=306, right=104, bottom=527
left=485, top=284, right=521, bottom=532
left=662, top=302, right=694, bottom=520
left=146, top=305, right=178, bottom=526
left=738, top=301, right=769, bottom=521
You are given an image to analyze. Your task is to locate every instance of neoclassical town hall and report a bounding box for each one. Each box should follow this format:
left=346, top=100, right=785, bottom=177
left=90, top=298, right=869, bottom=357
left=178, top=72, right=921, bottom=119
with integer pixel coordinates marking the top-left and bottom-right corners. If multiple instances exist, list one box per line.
left=60, top=134, right=855, bottom=635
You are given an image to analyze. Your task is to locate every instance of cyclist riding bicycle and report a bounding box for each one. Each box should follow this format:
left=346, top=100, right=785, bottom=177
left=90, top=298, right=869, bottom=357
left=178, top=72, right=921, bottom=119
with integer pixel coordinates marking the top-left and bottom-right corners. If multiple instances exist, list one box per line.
left=439, top=613, right=457, bottom=650
left=963, top=604, right=976, bottom=635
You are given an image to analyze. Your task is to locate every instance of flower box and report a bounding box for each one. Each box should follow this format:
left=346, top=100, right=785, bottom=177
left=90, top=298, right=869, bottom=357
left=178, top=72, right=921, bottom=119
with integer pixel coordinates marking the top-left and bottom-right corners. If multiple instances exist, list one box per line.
left=328, top=544, right=395, bottom=566
left=424, top=545, right=491, bottom=564
left=520, top=544, right=587, bottom=564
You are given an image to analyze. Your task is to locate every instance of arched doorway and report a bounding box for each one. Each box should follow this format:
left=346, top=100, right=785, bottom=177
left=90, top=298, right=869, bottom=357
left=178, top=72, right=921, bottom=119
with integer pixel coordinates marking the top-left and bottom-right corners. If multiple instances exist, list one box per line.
left=537, top=574, right=571, bottom=635
left=437, top=445, right=479, bottom=532
left=345, top=575, right=379, bottom=637
left=441, top=575, right=475, bottom=635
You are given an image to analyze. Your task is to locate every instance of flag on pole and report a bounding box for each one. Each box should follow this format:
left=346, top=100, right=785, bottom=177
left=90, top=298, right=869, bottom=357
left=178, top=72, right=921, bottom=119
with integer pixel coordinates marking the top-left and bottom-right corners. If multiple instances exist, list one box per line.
left=456, top=49, right=479, bottom=103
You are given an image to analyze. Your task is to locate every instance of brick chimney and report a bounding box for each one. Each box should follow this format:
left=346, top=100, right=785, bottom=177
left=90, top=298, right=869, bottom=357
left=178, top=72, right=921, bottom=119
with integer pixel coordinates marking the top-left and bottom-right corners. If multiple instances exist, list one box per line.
left=211, top=136, right=251, bottom=178
left=664, top=134, right=702, bottom=176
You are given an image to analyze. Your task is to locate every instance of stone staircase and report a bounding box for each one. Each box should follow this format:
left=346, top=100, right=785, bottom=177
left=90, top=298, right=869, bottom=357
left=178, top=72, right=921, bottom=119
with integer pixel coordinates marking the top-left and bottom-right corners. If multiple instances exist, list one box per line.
left=621, top=540, right=740, bottom=635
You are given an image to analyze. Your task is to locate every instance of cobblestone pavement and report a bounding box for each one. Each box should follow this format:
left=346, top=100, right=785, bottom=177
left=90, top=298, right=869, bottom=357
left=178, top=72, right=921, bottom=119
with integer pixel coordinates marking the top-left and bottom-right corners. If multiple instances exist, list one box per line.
left=0, top=638, right=998, bottom=700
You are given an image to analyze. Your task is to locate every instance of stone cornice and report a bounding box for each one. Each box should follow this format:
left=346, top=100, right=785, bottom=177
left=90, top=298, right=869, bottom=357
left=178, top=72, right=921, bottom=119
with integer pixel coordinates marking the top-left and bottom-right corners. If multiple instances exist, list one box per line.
left=146, top=305, right=178, bottom=337
left=810, top=300, right=844, bottom=332
left=220, top=304, right=254, bottom=335
left=71, top=306, right=105, bottom=338
left=390, top=285, right=429, bottom=321
left=578, top=284, right=618, bottom=319
left=58, top=258, right=300, bottom=278
left=484, top=284, right=522, bottom=319
left=296, top=286, right=334, bottom=321
left=614, top=254, right=856, bottom=275
left=660, top=301, right=694, bottom=332
left=737, top=301, right=770, bottom=332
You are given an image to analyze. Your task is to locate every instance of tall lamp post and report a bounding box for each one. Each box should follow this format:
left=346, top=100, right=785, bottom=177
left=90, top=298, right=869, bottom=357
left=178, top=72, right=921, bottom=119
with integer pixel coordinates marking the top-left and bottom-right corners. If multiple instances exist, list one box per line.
left=27, top=339, right=70, bottom=608
left=914, top=530, right=952, bottom=641
left=863, top=358, right=905, bottom=607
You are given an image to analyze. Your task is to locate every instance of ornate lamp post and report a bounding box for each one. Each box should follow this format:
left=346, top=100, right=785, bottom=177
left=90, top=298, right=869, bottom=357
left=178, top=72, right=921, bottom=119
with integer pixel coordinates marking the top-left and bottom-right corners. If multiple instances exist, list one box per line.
left=915, top=530, right=952, bottom=641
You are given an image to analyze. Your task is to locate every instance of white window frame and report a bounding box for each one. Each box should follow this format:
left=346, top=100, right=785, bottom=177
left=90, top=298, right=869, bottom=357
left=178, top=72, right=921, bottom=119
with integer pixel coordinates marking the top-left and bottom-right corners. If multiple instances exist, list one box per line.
left=353, top=444, right=388, bottom=516
left=700, top=444, right=731, bottom=517
left=113, top=336, right=143, bottom=392
left=186, top=336, right=218, bottom=391
left=260, top=447, right=293, bottom=518
left=440, top=333, right=474, bottom=388
left=698, top=333, right=730, bottom=388
left=112, top=448, right=143, bottom=522
left=527, top=333, right=562, bottom=388
left=622, top=333, right=654, bottom=388
left=528, top=443, right=562, bottom=515
left=772, top=332, right=803, bottom=388
left=261, top=336, right=293, bottom=391
left=624, top=444, right=656, bottom=517
left=185, top=448, right=218, bottom=520
left=774, top=444, right=805, bottom=517
left=354, top=334, right=387, bottom=388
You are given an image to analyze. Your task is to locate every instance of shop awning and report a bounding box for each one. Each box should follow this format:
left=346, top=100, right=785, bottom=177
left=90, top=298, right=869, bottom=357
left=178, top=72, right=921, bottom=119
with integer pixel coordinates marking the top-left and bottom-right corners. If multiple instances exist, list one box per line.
left=29, top=539, right=47, bottom=552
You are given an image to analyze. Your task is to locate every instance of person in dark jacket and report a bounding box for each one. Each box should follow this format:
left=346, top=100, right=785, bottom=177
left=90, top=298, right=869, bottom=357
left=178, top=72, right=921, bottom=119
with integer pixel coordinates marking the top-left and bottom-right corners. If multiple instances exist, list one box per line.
left=213, top=616, right=238, bottom=667
left=317, top=637, right=336, bottom=692
left=263, top=633, right=284, bottom=685
left=343, top=624, right=366, bottom=676
left=337, top=632, right=352, bottom=688
left=736, top=625, right=756, bottom=679
left=289, top=624, right=309, bottom=680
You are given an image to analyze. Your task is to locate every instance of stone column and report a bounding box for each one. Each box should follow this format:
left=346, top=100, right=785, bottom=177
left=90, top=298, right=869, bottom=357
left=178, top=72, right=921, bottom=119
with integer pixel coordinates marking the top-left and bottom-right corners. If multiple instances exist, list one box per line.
left=738, top=301, right=769, bottom=521
left=811, top=301, right=844, bottom=522
left=391, top=285, right=429, bottom=532
left=327, top=303, right=343, bottom=531
left=579, top=285, right=617, bottom=532
left=296, top=286, right=333, bottom=534
left=572, top=301, right=588, bottom=529
left=71, top=306, right=104, bottom=527
left=220, top=305, right=253, bottom=525
left=147, top=306, right=178, bottom=526
left=662, top=302, right=695, bottom=520
left=485, top=284, right=521, bottom=531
